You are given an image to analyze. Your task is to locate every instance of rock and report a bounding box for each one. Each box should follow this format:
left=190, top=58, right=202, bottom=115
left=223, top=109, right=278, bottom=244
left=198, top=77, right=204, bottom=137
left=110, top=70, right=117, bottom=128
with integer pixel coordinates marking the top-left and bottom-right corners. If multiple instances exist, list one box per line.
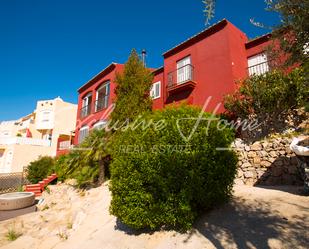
left=242, top=162, right=252, bottom=168
left=272, top=167, right=283, bottom=177
left=268, top=157, right=276, bottom=163
left=234, top=178, right=244, bottom=185
left=250, top=143, right=262, bottom=151
left=244, top=171, right=255, bottom=178
left=248, top=151, right=257, bottom=158
left=261, top=161, right=272, bottom=167
left=288, top=165, right=298, bottom=174
left=253, top=157, right=261, bottom=164
left=290, top=157, right=298, bottom=166
left=274, top=160, right=284, bottom=166
left=245, top=145, right=250, bottom=151
left=269, top=151, right=277, bottom=157
left=237, top=170, right=244, bottom=178
left=279, top=150, right=286, bottom=155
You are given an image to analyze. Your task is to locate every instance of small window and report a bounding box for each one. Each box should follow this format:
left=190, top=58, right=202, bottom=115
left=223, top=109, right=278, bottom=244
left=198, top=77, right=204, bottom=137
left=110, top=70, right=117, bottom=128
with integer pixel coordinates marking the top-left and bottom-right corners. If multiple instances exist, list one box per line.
left=247, top=53, right=269, bottom=76
left=150, top=81, right=161, bottom=99
left=93, top=120, right=107, bottom=130
left=79, top=126, right=89, bottom=143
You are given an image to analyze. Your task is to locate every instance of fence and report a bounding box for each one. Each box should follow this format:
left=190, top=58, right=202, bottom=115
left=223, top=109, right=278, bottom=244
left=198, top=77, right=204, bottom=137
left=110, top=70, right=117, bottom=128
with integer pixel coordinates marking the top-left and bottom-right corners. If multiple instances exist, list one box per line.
left=0, top=169, right=30, bottom=194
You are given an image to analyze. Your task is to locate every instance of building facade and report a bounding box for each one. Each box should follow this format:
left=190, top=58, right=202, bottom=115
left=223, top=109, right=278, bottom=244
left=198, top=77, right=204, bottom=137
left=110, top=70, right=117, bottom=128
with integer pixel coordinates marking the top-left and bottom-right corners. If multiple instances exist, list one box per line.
left=75, top=19, right=273, bottom=144
left=0, top=97, right=77, bottom=173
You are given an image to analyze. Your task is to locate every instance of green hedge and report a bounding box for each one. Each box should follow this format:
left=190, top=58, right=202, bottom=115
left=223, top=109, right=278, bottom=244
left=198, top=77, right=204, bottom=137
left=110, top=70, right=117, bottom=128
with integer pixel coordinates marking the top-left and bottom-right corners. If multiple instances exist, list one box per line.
left=109, top=105, right=237, bottom=231
left=27, top=156, right=55, bottom=184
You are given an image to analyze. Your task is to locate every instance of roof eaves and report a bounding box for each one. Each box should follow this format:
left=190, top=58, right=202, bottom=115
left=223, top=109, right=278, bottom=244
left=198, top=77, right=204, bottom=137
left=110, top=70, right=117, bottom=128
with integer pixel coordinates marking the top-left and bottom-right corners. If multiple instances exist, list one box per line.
left=78, top=62, right=118, bottom=92
left=162, top=19, right=228, bottom=58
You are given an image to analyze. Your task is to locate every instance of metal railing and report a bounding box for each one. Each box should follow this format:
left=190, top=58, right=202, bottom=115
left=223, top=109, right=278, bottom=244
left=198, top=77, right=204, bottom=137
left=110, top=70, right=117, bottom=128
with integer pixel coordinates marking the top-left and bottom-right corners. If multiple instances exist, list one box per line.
left=58, top=140, right=71, bottom=150
left=167, top=64, right=194, bottom=89
left=95, top=96, right=109, bottom=112
left=80, top=104, right=92, bottom=118
left=248, top=61, right=270, bottom=76
left=0, top=137, right=51, bottom=147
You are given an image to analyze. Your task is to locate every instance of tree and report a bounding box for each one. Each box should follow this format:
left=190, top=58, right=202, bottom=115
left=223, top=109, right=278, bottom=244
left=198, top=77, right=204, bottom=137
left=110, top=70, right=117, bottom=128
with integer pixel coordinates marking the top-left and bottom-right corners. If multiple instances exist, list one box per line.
left=111, top=49, right=154, bottom=126
left=265, top=0, right=309, bottom=67
left=55, top=129, right=111, bottom=187
left=203, top=0, right=216, bottom=25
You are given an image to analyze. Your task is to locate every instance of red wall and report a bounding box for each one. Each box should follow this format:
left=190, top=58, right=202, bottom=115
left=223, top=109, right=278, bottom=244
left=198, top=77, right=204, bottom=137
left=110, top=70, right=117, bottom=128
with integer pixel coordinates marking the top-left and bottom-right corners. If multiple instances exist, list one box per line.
left=163, top=21, right=252, bottom=113
left=152, top=69, right=165, bottom=110
left=75, top=64, right=124, bottom=144
left=74, top=20, right=272, bottom=144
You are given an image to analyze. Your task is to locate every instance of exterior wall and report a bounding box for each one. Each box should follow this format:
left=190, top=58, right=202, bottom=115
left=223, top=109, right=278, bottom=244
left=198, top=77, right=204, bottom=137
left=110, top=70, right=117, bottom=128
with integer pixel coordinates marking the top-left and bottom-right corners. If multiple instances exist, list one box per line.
left=0, top=97, right=77, bottom=172
left=75, top=64, right=124, bottom=144
left=74, top=20, right=274, bottom=144
left=163, top=21, right=251, bottom=113
left=0, top=121, right=19, bottom=138
left=10, top=144, right=53, bottom=172
left=152, top=69, right=165, bottom=110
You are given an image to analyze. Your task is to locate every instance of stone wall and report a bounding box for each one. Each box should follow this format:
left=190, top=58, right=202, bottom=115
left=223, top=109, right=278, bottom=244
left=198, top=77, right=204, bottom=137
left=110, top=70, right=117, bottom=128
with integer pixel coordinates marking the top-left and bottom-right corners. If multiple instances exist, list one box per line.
left=232, top=137, right=303, bottom=186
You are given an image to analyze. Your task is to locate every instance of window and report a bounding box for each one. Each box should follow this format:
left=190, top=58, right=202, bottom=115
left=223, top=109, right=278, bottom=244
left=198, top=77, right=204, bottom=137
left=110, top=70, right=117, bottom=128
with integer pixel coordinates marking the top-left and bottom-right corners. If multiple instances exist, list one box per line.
left=93, top=120, right=107, bottom=130
left=79, top=126, right=89, bottom=143
left=248, top=53, right=269, bottom=76
left=40, top=110, right=52, bottom=123
left=177, top=56, right=192, bottom=84
left=150, top=81, right=161, bottom=99
left=81, top=93, right=92, bottom=118
left=95, top=81, right=110, bottom=112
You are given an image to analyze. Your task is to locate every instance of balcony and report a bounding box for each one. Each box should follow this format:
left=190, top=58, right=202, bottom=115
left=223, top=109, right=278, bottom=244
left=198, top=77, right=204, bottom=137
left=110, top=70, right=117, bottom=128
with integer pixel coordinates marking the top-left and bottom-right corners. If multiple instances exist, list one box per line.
left=0, top=137, right=51, bottom=147
left=167, top=64, right=196, bottom=94
left=80, top=104, right=91, bottom=118
left=95, top=96, right=109, bottom=112
left=247, top=61, right=270, bottom=76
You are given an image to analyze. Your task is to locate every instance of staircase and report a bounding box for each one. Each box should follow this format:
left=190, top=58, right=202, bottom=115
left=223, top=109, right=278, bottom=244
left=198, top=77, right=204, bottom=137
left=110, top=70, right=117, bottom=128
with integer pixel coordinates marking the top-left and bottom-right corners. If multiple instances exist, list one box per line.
left=25, top=173, right=57, bottom=197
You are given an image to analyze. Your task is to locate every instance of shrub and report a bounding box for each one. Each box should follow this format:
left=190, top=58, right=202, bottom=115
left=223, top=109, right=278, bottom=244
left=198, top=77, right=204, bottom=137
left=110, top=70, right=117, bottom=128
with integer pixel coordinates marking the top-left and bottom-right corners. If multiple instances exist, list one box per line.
left=109, top=104, right=237, bottom=231
left=54, top=129, right=110, bottom=187
left=27, top=156, right=55, bottom=184
left=5, top=228, right=22, bottom=241
left=224, top=67, right=309, bottom=138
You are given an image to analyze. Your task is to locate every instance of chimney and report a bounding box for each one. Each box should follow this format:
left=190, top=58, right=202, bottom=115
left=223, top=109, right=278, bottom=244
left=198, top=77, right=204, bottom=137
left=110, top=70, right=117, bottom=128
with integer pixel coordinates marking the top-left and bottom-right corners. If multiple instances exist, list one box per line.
left=141, top=49, right=147, bottom=67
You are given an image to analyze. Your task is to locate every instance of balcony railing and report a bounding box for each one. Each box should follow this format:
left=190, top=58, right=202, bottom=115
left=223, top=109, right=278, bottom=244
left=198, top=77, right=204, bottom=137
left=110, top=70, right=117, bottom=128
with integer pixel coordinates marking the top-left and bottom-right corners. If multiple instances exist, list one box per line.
left=167, top=64, right=194, bottom=89
left=248, top=61, right=270, bottom=76
left=0, top=137, right=51, bottom=147
left=80, top=104, right=91, bottom=118
left=95, top=97, right=109, bottom=112
left=58, top=140, right=71, bottom=150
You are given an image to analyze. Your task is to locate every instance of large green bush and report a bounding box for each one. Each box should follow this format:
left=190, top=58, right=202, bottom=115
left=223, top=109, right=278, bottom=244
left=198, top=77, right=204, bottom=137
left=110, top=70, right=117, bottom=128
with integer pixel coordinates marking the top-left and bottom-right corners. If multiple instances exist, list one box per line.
left=109, top=105, right=237, bottom=231
left=27, top=156, right=55, bottom=184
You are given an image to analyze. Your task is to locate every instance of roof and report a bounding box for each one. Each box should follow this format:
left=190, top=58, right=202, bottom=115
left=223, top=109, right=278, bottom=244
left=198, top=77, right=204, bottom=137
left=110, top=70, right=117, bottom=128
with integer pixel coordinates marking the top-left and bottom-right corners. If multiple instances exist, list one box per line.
left=152, top=66, right=164, bottom=74
left=78, top=63, right=120, bottom=93
left=246, top=33, right=272, bottom=48
left=163, top=19, right=228, bottom=58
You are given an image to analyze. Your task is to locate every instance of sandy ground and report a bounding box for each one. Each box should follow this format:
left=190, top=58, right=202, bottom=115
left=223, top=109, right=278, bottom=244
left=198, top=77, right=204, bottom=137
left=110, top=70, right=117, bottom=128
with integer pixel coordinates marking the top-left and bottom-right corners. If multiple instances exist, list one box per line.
left=0, top=182, right=308, bottom=249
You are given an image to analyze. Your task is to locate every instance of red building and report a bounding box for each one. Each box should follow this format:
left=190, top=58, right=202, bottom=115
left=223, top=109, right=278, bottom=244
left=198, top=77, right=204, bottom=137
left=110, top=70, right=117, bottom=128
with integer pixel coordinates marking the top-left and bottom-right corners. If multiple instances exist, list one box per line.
left=75, top=19, right=272, bottom=144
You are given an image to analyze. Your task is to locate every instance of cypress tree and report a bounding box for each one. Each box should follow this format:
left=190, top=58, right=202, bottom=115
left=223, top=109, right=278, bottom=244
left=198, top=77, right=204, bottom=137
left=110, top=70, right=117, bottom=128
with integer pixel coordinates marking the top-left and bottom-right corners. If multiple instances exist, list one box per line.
left=111, top=49, right=154, bottom=125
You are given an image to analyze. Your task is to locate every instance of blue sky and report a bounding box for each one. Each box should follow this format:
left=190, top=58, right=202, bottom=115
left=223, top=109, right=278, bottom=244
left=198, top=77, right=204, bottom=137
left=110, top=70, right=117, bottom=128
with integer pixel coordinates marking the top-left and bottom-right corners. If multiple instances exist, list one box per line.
left=0, top=0, right=279, bottom=121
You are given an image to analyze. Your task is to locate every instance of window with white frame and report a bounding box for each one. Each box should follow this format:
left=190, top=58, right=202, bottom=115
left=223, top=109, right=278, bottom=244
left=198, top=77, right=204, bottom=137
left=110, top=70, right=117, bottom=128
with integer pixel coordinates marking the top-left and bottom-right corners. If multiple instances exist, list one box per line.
left=177, top=56, right=192, bottom=84
left=247, top=53, right=269, bottom=76
left=93, top=120, right=107, bottom=130
left=81, top=93, right=92, bottom=117
left=95, top=81, right=110, bottom=112
left=79, top=126, right=89, bottom=143
left=150, top=81, right=161, bottom=99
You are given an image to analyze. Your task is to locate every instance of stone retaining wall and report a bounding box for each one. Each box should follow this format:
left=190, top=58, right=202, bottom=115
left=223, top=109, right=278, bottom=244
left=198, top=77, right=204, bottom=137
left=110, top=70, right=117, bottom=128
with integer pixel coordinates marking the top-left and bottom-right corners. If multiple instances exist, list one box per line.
left=232, top=137, right=303, bottom=186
